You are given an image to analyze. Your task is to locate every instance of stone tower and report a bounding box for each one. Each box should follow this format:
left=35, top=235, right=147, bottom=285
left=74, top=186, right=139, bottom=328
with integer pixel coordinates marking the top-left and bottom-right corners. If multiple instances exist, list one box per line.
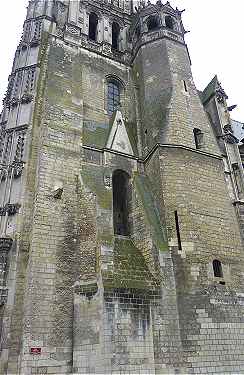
left=0, top=0, right=244, bottom=374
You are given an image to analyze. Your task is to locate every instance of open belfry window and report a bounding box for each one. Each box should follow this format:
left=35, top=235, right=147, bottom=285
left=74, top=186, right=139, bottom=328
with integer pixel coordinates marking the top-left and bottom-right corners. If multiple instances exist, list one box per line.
left=165, top=15, right=175, bottom=30
left=113, top=170, right=130, bottom=236
left=107, top=80, right=121, bottom=116
left=193, top=128, right=203, bottom=149
left=147, top=15, right=160, bottom=31
left=213, top=259, right=223, bottom=278
left=112, top=22, right=120, bottom=50
left=89, top=13, right=98, bottom=41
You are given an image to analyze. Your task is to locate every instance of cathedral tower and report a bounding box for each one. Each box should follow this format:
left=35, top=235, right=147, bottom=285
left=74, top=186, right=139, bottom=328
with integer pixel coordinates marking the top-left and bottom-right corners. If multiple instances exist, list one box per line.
left=0, top=1, right=244, bottom=374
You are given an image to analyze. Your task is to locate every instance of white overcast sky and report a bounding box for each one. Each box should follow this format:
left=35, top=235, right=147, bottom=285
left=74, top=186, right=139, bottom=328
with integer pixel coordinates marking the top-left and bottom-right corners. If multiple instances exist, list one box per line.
left=0, top=0, right=243, bottom=122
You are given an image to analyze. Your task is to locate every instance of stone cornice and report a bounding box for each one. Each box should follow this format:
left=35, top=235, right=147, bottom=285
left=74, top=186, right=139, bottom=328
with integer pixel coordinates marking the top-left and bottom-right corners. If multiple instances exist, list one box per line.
left=82, top=143, right=222, bottom=164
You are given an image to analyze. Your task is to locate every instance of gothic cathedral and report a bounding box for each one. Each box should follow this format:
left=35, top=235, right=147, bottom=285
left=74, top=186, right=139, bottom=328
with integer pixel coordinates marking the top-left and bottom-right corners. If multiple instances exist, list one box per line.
left=0, top=1, right=244, bottom=374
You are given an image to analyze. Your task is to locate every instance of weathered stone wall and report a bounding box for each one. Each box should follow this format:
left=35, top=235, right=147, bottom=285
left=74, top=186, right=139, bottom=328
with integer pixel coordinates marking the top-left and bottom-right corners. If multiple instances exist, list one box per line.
left=157, top=147, right=244, bottom=373
left=133, top=38, right=219, bottom=156
left=10, top=34, right=165, bottom=374
left=1, top=1, right=244, bottom=374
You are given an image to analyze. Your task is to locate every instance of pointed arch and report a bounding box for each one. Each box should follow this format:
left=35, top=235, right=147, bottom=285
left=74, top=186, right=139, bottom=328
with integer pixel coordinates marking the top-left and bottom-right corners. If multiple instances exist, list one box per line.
left=165, top=15, right=175, bottom=30
left=89, top=12, right=98, bottom=41
left=147, top=14, right=160, bottom=31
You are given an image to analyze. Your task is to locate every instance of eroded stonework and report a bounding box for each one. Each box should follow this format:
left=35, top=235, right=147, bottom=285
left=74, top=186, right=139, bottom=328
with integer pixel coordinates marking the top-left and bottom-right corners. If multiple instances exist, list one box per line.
left=0, top=1, right=244, bottom=374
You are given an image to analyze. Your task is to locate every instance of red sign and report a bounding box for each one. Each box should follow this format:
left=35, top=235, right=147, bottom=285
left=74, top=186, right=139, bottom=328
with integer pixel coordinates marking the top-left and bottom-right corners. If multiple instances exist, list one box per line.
left=30, top=347, right=41, bottom=355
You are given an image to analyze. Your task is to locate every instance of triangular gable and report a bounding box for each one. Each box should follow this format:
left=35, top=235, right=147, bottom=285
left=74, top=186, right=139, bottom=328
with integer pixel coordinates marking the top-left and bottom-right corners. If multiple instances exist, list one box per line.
left=106, top=110, right=134, bottom=155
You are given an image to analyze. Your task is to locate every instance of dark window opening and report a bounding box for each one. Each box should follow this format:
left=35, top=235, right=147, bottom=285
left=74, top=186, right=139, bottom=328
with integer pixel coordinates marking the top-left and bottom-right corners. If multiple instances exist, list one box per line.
left=213, top=259, right=223, bottom=278
left=147, top=15, right=160, bottom=31
left=113, top=170, right=130, bottom=236
left=145, top=129, right=148, bottom=135
left=165, top=15, right=175, bottom=30
left=219, top=281, right=226, bottom=285
left=89, top=13, right=98, bottom=41
left=193, top=128, right=203, bottom=149
left=112, top=22, right=120, bottom=50
left=107, top=80, right=121, bottom=116
left=174, top=211, right=182, bottom=250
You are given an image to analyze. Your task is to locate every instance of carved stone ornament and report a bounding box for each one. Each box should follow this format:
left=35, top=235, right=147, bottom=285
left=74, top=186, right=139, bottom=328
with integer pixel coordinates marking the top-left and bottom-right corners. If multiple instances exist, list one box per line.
left=216, top=85, right=228, bottom=104
left=6, top=203, right=21, bottom=216
left=30, top=38, right=40, bottom=47
left=13, top=162, right=24, bottom=178
left=0, top=237, right=13, bottom=253
left=223, top=124, right=233, bottom=134
left=222, top=133, right=239, bottom=145
left=0, top=204, right=21, bottom=217
left=104, top=174, right=112, bottom=188
left=21, top=93, right=33, bottom=104
left=21, top=43, right=28, bottom=50
left=10, top=97, right=19, bottom=108
left=66, top=25, right=81, bottom=37
left=103, top=42, right=112, bottom=54
left=0, top=288, right=8, bottom=306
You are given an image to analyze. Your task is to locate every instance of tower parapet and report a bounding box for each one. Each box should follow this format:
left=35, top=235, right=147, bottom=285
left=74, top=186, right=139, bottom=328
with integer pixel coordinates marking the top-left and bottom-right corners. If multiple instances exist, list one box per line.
left=130, top=1, right=186, bottom=59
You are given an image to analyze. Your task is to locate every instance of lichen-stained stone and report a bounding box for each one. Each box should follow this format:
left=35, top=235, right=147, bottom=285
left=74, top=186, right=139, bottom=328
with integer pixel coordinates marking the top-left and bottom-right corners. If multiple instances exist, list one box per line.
left=0, top=1, right=244, bottom=374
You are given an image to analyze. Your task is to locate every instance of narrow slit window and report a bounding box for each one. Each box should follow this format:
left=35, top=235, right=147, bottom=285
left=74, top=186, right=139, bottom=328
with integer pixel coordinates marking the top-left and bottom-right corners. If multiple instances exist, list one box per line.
left=112, top=22, right=120, bottom=50
left=213, top=259, right=223, bottom=278
left=113, top=170, right=130, bottom=236
left=193, top=128, right=203, bottom=149
left=183, top=80, right=188, bottom=92
left=89, top=13, right=98, bottom=41
left=174, top=211, right=182, bottom=250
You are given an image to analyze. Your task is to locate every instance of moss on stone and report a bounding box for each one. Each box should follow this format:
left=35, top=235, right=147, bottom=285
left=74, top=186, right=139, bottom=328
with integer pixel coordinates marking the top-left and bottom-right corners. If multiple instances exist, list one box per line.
left=83, top=120, right=109, bottom=148
left=125, top=120, right=138, bottom=155
left=80, top=165, right=112, bottom=210
left=103, top=237, right=158, bottom=289
left=134, top=174, right=169, bottom=252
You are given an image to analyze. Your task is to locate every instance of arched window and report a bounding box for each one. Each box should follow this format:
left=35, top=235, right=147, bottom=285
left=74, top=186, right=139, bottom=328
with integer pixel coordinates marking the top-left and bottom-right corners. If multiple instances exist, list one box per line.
left=213, top=259, right=223, bottom=278
left=107, top=80, right=121, bottom=116
left=147, top=15, right=160, bottom=31
left=89, top=13, right=98, bottom=41
left=112, top=22, right=120, bottom=50
left=113, top=170, right=130, bottom=236
left=165, top=15, right=175, bottom=30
